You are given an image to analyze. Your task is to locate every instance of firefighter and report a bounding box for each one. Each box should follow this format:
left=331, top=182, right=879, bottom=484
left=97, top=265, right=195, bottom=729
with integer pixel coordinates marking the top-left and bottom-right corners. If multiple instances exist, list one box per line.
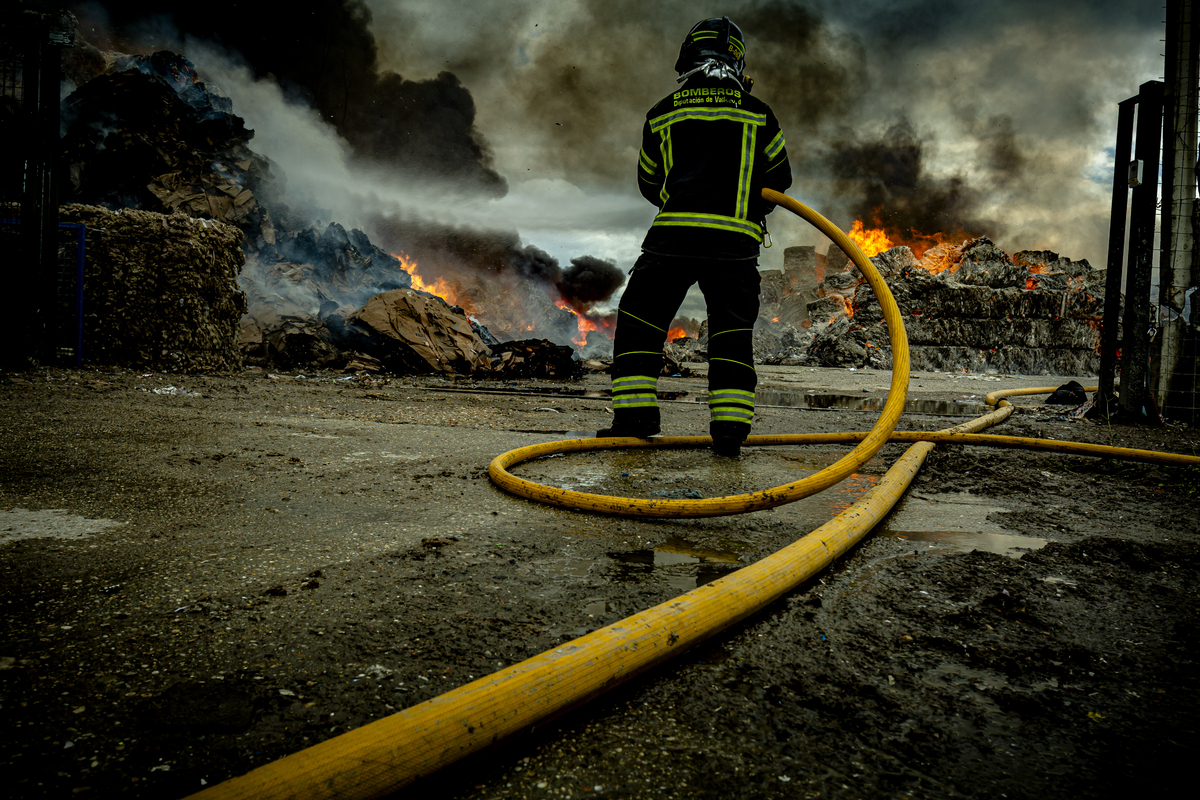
left=598, top=17, right=792, bottom=457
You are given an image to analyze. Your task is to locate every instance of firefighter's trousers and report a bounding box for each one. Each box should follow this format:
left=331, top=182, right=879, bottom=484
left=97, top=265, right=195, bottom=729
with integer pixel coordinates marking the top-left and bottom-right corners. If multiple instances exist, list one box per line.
left=611, top=253, right=760, bottom=440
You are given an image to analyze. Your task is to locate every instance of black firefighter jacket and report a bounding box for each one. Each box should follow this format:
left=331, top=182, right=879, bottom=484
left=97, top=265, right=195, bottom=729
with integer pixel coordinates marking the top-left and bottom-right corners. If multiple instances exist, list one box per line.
left=637, top=75, right=792, bottom=260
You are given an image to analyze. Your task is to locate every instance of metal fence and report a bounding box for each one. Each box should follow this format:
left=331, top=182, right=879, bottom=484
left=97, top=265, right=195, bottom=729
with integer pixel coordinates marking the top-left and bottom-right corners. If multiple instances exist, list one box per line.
left=0, top=220, right=85, bottom=366
left=1152, top=0, right=1200, bottom=426
left=1101, top=0, right=1200, bottom=426
left=1, top=11, right=75, bottom=368
left=0, top=50, right=22, bottom=207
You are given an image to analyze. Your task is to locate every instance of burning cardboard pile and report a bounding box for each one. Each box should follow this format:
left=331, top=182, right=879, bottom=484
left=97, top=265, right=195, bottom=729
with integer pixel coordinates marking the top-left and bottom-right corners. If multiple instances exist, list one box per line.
left=48, top=42, right=1103, bottom=379
left=61, top=50, right=277, bottom=251
left=801, top=237, right=1105, bottom=375
left=54, top=46, right=620, bottom=375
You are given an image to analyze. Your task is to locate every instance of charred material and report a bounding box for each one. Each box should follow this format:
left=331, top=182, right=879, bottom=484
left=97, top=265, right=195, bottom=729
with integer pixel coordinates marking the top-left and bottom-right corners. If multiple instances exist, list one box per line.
left=60, top=51, right=276, bottom=250
left=801, top=238, right=1104, bottom=375
left=492, top=339, right=585, bottom=380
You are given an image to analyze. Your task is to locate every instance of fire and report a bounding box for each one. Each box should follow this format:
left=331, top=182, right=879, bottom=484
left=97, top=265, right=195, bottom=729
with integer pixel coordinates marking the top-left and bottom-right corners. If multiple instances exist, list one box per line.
left=846, top=212, right=976, bottom=260
left=393, top=251, right=464, bottom=309
left=917, top=242, right=963, bottom=276
left=668, top=327, right=688, bottom=341
left=846, top=220, right=893, bottom=257
left=904, top=230, right=965, bottom=259
left=1025, top=262, right=1051, bottom=291
left=555, top=300, right=613, bottom=348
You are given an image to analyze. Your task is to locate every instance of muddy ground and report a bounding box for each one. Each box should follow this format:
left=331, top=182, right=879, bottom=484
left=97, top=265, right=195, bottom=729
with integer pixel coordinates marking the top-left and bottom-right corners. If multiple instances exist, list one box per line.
left=0, top=365, right=1196, bottom=799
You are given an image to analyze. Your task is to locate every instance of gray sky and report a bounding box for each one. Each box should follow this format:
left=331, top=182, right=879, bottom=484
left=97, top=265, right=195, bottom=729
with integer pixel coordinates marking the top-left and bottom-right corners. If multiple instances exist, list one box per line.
left=355, top=0, right=1161, bottom=272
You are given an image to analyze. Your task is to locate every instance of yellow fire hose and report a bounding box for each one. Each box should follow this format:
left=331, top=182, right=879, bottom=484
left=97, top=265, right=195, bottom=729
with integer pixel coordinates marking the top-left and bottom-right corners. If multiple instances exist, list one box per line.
left=191, top=193, right=1199, bottom=800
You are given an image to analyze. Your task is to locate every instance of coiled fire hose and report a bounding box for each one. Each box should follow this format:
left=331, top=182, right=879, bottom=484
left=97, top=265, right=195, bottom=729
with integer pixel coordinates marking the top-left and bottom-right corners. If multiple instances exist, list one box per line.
left=191, top=191, right=1200, bottom=800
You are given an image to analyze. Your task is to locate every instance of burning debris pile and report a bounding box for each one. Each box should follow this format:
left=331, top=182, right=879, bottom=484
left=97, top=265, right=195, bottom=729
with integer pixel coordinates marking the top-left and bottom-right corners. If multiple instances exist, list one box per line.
left=52, top=44, right=620, bottom=376
left=60, top=49, right=277, bottom=250
left=804, top=237, right=1105, bottom=375
left=374, top=227, right=622, bottom=358
left=46, top=36, right=1102, bottom=380
left=56, top=204, right=246, bottom=372
left=752, top=245, right=827, bottom=365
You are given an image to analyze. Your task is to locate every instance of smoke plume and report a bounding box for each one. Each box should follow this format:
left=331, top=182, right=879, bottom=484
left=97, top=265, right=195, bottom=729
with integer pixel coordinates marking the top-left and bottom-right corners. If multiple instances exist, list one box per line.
left=361, top=0, right=1160, bottom=264
left=74, top=0, right=1165, bottom=279
left=830, top=119, right=995, bottom=250
left=73, top=0, right=505, bottom=195
left=556, top=257, right=627, bottom=312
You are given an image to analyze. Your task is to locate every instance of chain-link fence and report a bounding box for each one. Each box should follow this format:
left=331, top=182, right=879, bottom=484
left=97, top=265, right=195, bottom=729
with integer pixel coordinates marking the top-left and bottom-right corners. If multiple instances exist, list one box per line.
left=1101, top=0, right=1200, bottom=426
left=1151, top=0, right=1200, bottom=426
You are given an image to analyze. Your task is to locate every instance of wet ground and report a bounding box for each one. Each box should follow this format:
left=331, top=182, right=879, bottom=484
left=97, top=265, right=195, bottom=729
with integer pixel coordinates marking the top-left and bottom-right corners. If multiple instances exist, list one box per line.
left=0, top=364, right=1196, bottom=799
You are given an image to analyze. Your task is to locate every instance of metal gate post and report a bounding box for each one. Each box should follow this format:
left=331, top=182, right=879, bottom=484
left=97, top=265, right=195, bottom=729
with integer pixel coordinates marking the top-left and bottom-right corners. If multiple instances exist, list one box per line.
left=1119, top=81, right=1164, bottom=419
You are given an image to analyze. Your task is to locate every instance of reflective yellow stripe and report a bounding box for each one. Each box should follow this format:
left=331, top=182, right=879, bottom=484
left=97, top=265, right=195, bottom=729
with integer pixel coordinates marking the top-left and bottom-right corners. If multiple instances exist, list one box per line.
left=617, top=308, right=666, bottom=333
left=709, top=357, right=755, bottom=371
left=658, top=128, right=673, bottom=205
left=614, top=376, right=658, bottom=389
left=708, top=389, right=755, bottom=401
left=614, top=374, right=659, bottom=409
left=765, top=131, right=785, bottom=159
left=639, top=147, right=659, bottom=178
left=709, top=387, right=755, bottom=424
left=650, top=108, right=767, bottom=131
left=736, top=122, right=756, bottom=220
left=765, top=157, right=789, bottom=174
left=613, top=395, right=658, bottom=408
left=614, top=350, right=664, bottom=358
left=651, top=212, right=763, bottom=241
left=708, top=328, right=753, bottom=339
left=690, top=31, right=744, bottom=58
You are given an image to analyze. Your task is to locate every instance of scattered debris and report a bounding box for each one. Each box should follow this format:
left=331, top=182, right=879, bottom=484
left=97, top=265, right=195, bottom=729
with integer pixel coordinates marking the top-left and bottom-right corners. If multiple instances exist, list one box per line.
left=491, top=339, right=584, bottom=380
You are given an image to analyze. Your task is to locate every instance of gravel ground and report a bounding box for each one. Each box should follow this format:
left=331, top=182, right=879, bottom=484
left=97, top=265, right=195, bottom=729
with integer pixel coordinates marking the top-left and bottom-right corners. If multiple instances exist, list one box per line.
left=0, top=364, right=1196, bottom=799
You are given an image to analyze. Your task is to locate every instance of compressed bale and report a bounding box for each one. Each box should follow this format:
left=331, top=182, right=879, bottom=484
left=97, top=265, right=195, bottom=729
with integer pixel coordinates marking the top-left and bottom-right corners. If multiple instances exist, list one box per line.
left=57, top=203, right=246, bottom=372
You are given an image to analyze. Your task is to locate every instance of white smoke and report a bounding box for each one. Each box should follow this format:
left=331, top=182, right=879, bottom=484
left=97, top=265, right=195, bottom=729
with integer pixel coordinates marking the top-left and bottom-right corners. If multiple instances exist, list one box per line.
left=184, top=40, right=648, bottom=269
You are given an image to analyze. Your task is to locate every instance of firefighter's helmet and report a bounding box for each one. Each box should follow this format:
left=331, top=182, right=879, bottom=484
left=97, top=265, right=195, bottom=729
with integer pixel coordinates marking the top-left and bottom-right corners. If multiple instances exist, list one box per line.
left=674, top=16, right=746, bottom=77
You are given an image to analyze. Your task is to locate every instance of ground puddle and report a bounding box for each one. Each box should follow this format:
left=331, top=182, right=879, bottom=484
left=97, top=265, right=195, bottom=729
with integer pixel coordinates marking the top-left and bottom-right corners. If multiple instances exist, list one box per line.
left=878, top=529, right=1048, bottom=557
left=606, top=535, right=745, bottom=593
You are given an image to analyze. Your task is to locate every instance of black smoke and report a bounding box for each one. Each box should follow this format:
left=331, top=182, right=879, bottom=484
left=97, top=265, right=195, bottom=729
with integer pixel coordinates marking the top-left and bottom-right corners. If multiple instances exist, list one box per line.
left=369, top=216, right=624, bottom=313
left=556, top=257, right=627, bottom=313
left=74, top=0, right=629, bottom=337
left=74, top=0, right=505, bottom=195
left=480, top=0, right=868, bottom=185
left=829, top=119, right=997, bottom=245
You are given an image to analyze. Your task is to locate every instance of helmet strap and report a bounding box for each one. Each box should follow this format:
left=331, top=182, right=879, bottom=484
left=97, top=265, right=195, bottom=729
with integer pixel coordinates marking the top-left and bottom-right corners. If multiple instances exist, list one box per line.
left=676, top=58, right=745, bottom=89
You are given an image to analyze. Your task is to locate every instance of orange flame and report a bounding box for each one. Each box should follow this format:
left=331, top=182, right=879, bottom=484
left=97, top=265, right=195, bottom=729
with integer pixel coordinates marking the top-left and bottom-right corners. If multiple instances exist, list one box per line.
left=667, top=327, right=688, bottom=341
left=848, top=210, right=977, bottom=260
left=555, top=300, right=612, bottom=348
left=917, top=242, right=962, bottom=276
left=847, top=220, right=893, bottom=257
left=393, top=251, right=464, bottom=309
left=1024, top=262, right=1051, bottom=291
